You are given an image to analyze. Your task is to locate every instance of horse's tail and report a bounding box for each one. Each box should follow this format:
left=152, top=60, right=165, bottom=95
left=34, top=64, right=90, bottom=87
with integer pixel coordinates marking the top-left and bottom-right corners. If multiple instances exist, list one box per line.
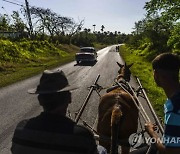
left=110, top=95, right=123, bottom=154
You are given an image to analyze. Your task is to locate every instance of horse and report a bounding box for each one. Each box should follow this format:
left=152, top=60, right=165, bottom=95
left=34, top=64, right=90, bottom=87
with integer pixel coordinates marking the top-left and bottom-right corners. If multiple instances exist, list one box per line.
left=97, top=62, right=139, bottom=154
left=115, top=46, right=119, bottom=52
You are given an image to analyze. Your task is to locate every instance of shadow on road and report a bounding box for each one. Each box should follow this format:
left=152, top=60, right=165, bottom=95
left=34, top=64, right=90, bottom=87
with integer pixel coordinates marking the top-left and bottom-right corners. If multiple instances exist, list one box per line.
left=74, top=61, right=97, bottom=66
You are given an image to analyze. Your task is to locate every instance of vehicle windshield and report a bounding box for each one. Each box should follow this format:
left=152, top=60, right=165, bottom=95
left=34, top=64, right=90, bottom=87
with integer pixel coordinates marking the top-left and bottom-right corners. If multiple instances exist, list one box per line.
left=80, top=48, right=94, bottom=53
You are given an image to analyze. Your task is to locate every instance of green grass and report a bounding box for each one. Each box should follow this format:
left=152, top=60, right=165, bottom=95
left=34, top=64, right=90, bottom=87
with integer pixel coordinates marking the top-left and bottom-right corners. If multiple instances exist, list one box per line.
left=0, top=55, right=75, bottom=87
left=0, top=39, right=79, bottom=87
left=120, top=45, right=166, bottom=118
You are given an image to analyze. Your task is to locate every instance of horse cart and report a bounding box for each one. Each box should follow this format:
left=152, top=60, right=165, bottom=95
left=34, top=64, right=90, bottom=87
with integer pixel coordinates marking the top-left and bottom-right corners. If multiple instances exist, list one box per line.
left=70, top=62, right=164, bottom=154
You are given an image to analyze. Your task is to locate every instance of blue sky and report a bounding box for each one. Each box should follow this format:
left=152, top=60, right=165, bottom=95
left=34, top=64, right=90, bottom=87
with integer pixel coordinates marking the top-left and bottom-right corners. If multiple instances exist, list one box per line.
left=1, top=0, right=150, bottom=34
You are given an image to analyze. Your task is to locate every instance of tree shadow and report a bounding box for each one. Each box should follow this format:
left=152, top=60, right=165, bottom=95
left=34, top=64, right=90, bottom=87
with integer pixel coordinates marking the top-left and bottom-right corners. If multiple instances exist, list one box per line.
left=74, top=61, right=97, bottom=66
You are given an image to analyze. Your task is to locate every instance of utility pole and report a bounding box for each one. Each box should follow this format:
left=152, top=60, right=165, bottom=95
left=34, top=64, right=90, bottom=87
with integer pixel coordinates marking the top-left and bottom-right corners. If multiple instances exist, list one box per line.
left=25, top=0, right=33, bottom=37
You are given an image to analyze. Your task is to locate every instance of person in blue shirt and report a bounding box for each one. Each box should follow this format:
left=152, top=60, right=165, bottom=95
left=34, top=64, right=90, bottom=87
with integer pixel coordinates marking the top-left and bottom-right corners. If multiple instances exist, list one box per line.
left=131, top=53, right=180, bottom=154
left=146, top=53, right=180, bottom=154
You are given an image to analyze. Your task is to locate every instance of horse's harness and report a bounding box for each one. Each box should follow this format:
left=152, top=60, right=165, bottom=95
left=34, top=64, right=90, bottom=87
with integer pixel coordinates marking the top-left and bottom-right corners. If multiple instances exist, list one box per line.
left=102, top=78, right=148, bottom=148
left=83, top=76, right=150, bottom=147
left=102, top=78, right=134, bottom=147
left=106, top=78, right=133, bottom=95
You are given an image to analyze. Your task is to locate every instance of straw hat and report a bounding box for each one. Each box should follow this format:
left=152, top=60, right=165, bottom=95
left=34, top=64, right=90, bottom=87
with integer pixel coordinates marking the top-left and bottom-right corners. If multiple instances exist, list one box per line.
left=28, top=70, right=77, bottom=94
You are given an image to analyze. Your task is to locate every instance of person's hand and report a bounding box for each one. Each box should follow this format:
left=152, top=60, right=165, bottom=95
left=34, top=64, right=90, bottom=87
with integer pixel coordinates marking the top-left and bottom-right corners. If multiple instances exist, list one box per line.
left=145, top=122, right=157, bottom=137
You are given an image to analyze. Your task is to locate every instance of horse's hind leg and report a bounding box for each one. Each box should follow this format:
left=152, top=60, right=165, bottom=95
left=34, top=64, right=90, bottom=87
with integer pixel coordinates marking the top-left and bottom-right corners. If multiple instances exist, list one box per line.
left=121, top=146, right=130, bottom=154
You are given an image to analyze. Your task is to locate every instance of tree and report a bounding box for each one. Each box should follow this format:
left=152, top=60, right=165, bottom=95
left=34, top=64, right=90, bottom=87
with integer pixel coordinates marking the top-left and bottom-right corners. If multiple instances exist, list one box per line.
left=29, top=7, right=59, bottom=37
left=0, top=14, right=10, bottom=31
left=133, top=20, right=146, bottom=35
left=129, top=13, right=172, bottom=56
left=71, top=29, right=96, bottom=47
left=168, top=22, right=180, bottom=53
left=28, top=6, right=84, bottom=43
left=11, top=11, right=26, bottom=32
left=143, top=0, right=180, bottom=54
left=68, top=19, right=84, bottom=44
left=144, top=0, right=180, bottom=22
left=56, top=16, right=74, bottom=35
left=101, top=25, right=105, bottom=33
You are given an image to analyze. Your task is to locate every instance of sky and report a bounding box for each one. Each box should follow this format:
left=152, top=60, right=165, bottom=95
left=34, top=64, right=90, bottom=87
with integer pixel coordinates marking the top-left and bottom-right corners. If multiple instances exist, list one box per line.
left=1, top=0, right=150, bottom=34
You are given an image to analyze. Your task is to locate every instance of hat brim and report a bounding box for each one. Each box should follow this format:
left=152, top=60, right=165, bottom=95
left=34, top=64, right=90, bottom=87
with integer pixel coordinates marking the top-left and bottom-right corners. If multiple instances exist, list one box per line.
left=28, top=85, right=78, bottom=94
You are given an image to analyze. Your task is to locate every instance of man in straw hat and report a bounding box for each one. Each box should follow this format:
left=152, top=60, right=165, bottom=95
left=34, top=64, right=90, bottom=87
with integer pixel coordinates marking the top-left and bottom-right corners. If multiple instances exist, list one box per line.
left=11, top=69, right=107, bottom=154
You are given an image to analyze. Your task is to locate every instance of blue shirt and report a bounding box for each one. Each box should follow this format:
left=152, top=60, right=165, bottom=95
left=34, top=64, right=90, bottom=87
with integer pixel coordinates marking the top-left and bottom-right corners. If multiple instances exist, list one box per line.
left=164, top=92, right=180, bottom=148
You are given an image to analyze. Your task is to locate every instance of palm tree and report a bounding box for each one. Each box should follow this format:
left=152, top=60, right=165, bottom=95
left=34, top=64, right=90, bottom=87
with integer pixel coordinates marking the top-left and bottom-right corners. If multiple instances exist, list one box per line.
left=92, top=24, right=96, bottom=32
left=101, top=25, right=105, bottom=33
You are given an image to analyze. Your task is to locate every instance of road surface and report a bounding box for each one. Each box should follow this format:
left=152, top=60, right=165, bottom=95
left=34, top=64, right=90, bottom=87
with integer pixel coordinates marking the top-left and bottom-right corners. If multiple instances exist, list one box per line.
left=0, top=45, right=160, bottom=154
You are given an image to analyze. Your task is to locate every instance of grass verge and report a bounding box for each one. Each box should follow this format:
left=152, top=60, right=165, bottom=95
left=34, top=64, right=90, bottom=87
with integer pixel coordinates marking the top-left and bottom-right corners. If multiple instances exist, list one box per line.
left=120, top=45, right=166, bottom=118
left=0, top=40, right=79, bottom=88
left=0, top=55, right=75, bottom=88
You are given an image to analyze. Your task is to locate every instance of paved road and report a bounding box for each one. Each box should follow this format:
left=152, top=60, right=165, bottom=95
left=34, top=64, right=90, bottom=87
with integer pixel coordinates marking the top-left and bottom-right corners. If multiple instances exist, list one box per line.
left=0, top=45, right=160, bottom=154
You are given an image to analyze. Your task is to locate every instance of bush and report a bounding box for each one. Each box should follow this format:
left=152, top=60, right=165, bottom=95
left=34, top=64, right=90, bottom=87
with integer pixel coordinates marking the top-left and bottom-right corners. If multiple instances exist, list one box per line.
left=0, top=39, right=70, bottom=64
left=0, top=40, right=21, bottom=62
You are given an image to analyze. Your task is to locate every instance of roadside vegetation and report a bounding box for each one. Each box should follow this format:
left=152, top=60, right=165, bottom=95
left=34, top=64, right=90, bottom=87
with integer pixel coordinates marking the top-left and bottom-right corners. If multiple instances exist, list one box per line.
left=121, top=0, right=179, bottom=117
left=126, top=0, right=179, bottom=58
left=0, top=39, right=79, bottom=87
left=120, top=45, right=166, bottom=118
left=0, top=36, right=114, bottom=88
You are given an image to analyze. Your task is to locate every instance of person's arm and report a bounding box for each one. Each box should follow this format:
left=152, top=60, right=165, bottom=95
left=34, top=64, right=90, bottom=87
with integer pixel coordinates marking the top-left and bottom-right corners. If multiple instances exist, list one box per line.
left=145, top=122, right=180, bottom=154
left=145, top=122, right=165, bottom=153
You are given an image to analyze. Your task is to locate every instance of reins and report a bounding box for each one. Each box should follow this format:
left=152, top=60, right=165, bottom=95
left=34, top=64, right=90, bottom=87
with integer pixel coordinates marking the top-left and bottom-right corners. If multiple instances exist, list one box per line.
left=114, top=79, right=151, bottom=123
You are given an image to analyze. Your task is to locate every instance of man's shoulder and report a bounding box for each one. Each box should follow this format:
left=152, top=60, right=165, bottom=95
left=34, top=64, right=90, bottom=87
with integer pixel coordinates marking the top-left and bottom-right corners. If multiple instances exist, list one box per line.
left=17, top=113, right=76, bottom=132
left=170, top=92, right=180, bottom=114
left=171, top=91, right=180, bottom=102
left=15, top=116, right=94, bottom=139
left=12, top=118, right=97, bottom=154
left=164, top=92, right=180, bottom=148
left=74, top=124, right=95, bottom=138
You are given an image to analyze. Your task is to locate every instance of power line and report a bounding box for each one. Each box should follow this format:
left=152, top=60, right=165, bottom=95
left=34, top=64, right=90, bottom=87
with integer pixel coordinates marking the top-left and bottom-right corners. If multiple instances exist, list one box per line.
left=2, top=0, right=24, bottom=7
left=1, top=6, right=9, bottom=15
left=12, top=0, right=25, bottom=5
left=2, top=0, right=33, bottom=9
left=1, top=6, right=14, bottom=20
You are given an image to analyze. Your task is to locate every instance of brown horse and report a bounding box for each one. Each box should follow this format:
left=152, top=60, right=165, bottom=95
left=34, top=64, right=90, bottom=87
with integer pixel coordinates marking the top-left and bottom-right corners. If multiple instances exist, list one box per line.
left=97, top=62, right=139, bottom=154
